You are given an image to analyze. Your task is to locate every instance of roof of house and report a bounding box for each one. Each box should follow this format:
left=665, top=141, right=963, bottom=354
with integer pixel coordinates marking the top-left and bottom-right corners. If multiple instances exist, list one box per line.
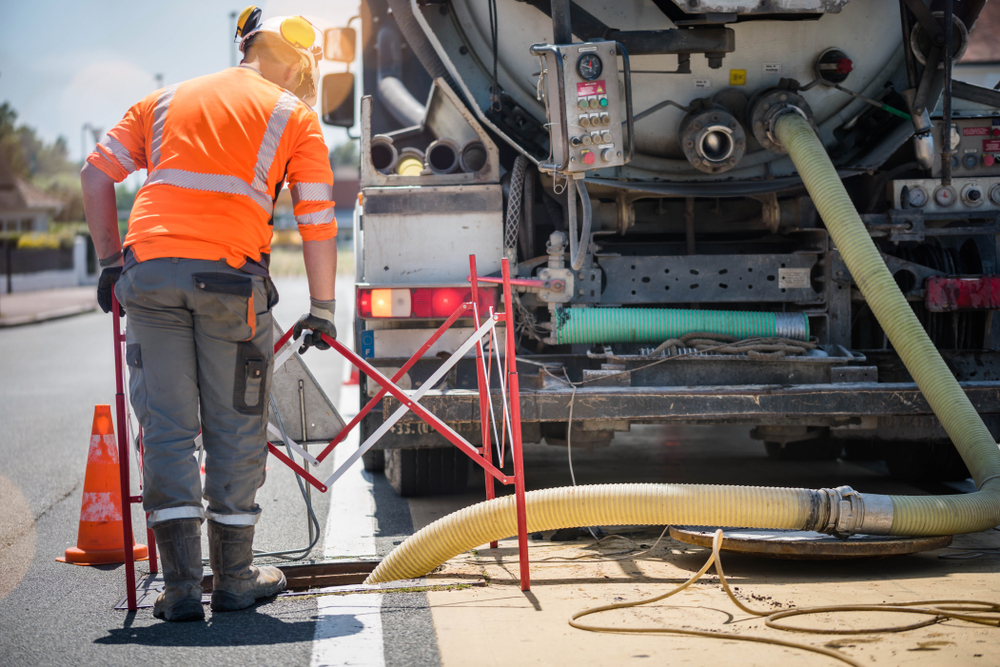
left=961, top=1, right=1000, bottom=64
left=0, top=151, right=64, bottom=214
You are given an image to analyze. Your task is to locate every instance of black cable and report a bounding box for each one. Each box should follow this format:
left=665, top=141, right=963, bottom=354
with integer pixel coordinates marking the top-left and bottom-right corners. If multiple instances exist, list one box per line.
left=252, top=394, right=322, bottom=561
left=488, top=0, right=501, bottom=112
left=941, top=0, right=954, bottom=187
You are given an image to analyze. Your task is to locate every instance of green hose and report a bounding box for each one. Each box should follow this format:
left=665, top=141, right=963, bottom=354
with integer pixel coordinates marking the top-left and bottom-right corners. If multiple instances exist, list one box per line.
left=774, top=112, right=1000, bottom=535
left=555, top=308, right=808, bottom=345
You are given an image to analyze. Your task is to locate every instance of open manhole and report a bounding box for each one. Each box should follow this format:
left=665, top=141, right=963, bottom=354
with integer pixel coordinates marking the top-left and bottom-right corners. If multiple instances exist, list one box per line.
left=670, top=526, right=952, bottom=560
left=118, top=560, right=384, bottom=610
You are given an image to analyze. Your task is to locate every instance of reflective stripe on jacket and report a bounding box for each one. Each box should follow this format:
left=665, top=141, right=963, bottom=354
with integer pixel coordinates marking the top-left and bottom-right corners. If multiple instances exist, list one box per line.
left=87, top=66, right=336, bottom=270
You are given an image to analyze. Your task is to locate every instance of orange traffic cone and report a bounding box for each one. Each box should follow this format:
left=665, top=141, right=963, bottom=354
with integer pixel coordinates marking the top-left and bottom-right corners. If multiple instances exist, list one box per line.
left=57, top=405, right=148, bottom=565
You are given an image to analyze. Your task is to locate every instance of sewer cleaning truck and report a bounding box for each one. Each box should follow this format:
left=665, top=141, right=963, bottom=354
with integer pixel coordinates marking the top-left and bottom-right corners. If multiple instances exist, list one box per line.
left=316, top=0, right=1000, bottom=496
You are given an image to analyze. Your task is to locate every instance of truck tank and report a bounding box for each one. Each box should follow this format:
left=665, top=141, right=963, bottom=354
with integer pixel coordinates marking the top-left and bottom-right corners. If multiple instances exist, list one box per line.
left=322, top=0, right=1000, bottom=495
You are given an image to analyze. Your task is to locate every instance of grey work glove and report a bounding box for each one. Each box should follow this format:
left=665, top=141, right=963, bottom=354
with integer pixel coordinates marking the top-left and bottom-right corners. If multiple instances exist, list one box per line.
left=97, top=267, right=124, bottom=316
left=293, top=298, right=336, bottom=354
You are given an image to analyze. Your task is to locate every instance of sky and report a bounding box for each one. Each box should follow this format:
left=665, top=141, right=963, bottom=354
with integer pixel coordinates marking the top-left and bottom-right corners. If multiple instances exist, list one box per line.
left=0, top=0, right=360, bottom=172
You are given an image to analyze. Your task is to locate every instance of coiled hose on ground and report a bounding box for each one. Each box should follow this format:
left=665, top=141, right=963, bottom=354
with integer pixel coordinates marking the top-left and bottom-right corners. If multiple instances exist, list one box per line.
left=365, top=112, right=1000, bottom=586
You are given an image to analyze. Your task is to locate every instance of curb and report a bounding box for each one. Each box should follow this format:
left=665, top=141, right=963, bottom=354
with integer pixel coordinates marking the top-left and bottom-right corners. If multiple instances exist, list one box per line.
left=0, top=304, right=99, bottom=328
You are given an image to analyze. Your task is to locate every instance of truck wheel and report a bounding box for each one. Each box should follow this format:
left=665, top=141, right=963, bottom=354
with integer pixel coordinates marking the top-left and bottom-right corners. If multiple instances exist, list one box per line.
left=362, top=449, right=385, bottom=473
left=385, top=447, right=470, bottom=497
left=879, top=441, right=970, bottom=482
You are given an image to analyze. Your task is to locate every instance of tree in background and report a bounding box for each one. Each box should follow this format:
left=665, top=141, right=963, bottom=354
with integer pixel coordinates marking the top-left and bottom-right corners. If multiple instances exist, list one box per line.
left=0, top=102, right=85, bottom=221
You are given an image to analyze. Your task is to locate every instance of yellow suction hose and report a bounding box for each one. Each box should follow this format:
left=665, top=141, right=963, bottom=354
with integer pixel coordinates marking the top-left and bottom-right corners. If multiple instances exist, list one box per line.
left=774, top=112, right=1000, bottom=534
left=365, top=112, right=1000, bottom=586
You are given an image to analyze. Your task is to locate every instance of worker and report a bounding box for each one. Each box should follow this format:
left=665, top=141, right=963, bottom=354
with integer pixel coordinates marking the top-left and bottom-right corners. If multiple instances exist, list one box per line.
left=80, top=7, right=337, bottom=622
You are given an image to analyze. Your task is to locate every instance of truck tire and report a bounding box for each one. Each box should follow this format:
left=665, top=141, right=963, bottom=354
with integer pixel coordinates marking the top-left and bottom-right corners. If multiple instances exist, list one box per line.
left=385, top=447, right=470, bottom=497
left=362, top=449, right=385, bottom=473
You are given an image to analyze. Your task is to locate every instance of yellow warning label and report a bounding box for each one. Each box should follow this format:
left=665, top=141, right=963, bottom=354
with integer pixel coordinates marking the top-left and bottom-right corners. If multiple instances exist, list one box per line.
left=729, top=69, right=747, bottom=86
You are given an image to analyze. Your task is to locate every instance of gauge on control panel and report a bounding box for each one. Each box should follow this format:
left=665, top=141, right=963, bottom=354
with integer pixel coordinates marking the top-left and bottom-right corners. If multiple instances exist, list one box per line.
left=577, top=53, right=603, bottom=81
left=907, top=185, right=928, bottom=207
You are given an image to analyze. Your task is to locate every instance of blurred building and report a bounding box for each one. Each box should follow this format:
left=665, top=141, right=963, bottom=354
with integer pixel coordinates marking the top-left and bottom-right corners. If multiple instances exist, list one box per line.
left=0, top=153, right=63, bottom=233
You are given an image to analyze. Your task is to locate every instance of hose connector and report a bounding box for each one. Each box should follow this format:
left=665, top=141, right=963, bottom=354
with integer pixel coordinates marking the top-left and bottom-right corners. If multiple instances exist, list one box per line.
left=816, top=486, right=894, bottom=537
left=748, top=90, right=816, bottom=155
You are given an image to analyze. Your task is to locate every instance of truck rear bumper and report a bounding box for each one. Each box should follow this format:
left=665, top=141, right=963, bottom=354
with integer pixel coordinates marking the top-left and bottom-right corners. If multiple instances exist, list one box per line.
left=384, top=382, right=1000, bottom=424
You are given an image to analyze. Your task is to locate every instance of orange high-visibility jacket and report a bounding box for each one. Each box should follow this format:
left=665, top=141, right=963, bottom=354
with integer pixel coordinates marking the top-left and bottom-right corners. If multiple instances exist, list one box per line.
left=87, top=66, right=336, bottom=272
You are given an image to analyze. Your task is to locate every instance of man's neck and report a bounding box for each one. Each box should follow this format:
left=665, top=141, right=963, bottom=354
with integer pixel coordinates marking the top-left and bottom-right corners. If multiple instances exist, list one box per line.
left=239, top=61, right=263, bottom=76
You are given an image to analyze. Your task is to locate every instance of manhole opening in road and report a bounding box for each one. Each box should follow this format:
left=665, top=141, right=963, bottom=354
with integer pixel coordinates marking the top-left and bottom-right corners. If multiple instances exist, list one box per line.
left=116, top=560, right=385, bottom=610
left=670, top=526, right=953, bottom=560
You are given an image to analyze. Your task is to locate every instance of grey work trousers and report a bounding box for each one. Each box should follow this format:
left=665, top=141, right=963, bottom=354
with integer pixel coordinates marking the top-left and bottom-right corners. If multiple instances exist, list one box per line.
left=115, top=257, right=276, bottom=528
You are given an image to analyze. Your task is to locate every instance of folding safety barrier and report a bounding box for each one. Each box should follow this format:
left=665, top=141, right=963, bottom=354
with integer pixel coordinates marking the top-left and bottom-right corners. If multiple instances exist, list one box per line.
left=111, top=255, right=531, bottom=611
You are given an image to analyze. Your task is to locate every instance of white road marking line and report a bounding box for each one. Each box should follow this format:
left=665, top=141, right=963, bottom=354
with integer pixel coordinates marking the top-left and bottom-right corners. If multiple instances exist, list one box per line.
left=322, top=375, right=378, bottom=559
left=311, top=593, right=385, bottom=667
left=312, top=339, right=385, bottom=666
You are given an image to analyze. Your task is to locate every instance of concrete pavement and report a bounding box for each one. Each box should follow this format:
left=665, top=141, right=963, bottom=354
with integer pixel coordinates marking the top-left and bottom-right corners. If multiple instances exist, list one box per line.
left=0, top=286, right=97, bottom=327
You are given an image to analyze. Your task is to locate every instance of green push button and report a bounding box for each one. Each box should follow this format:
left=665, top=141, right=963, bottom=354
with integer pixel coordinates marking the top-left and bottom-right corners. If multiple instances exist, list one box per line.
left=599, top=97, right=608, bottom=108
left=578, top=100, right=588, bottom=110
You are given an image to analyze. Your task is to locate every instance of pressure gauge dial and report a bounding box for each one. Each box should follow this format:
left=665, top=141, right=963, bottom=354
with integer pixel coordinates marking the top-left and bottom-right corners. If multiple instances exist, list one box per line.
left=907, top=185, right=928, bottom=207
left=577, top=53, right=603, bottom=81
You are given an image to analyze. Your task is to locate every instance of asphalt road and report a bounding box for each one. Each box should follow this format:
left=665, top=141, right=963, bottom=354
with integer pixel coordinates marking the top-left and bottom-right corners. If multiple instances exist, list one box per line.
left=0, top=276, right=440, bottom=667
left=0, top=276, right=983, bottom=667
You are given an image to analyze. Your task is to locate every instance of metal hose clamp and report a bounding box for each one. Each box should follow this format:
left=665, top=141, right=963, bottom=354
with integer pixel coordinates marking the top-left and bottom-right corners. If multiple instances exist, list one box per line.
left=820, top=485, right=894, bottom=537
left=748, top=90, right=816, bottom=155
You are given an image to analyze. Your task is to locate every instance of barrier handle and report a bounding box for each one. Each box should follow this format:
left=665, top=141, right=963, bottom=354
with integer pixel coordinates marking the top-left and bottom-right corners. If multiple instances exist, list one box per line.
left=112, top=291, right=138, bottom=611
left=470, top=256, right=498, bottom=548
left=501, top=258, right=530, bottom=591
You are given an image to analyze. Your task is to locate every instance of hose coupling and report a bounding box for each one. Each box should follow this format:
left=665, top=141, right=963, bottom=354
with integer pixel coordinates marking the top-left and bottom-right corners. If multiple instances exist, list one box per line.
left=818, top=486, right=894, bottom=537
left=748, top=90, right=816, bottom=155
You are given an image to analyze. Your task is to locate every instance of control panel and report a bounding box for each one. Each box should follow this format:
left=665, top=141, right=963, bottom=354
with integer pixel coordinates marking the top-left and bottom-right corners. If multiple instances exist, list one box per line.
left=892, top=176, right=1000, bottom=214
left=931, top=116, right=1000, bottom=178
left=532, top=41, right=631, bottom=174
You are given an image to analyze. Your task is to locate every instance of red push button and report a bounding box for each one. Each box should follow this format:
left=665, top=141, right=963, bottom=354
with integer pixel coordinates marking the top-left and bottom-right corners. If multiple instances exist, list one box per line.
left=985, top=154, right=996, bottom=167
left=583, top=151, right=596, bottom=165
left=993, top=127, right=1000, bottom=137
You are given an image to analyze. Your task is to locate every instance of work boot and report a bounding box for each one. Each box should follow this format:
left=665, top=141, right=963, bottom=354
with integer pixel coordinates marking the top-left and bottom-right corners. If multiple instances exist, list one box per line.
left=207, top=521, right=286, bottom=612
left=151, top=518, right=205, bottom=622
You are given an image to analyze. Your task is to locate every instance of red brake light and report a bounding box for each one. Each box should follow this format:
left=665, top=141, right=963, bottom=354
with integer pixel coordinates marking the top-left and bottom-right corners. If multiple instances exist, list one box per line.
left=431, top=288, right=464, bottom=317
left=357, top=290, right=372, bottom=318
left=411, top=289, right=434, bottom=317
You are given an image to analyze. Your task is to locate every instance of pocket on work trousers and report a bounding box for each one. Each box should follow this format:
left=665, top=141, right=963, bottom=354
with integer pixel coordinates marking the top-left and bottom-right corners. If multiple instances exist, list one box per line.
left=125, top=343, right=149, bottom=423
left=191, top=273, right=257, bottom=342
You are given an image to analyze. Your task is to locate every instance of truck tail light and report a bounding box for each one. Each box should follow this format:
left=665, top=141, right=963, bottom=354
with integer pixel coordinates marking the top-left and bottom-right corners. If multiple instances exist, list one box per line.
left=926, top=276, right=1000, bottom=312
left=357, top=287, right=496, bottom=319
left=370, top=288, right=411, bottom=317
